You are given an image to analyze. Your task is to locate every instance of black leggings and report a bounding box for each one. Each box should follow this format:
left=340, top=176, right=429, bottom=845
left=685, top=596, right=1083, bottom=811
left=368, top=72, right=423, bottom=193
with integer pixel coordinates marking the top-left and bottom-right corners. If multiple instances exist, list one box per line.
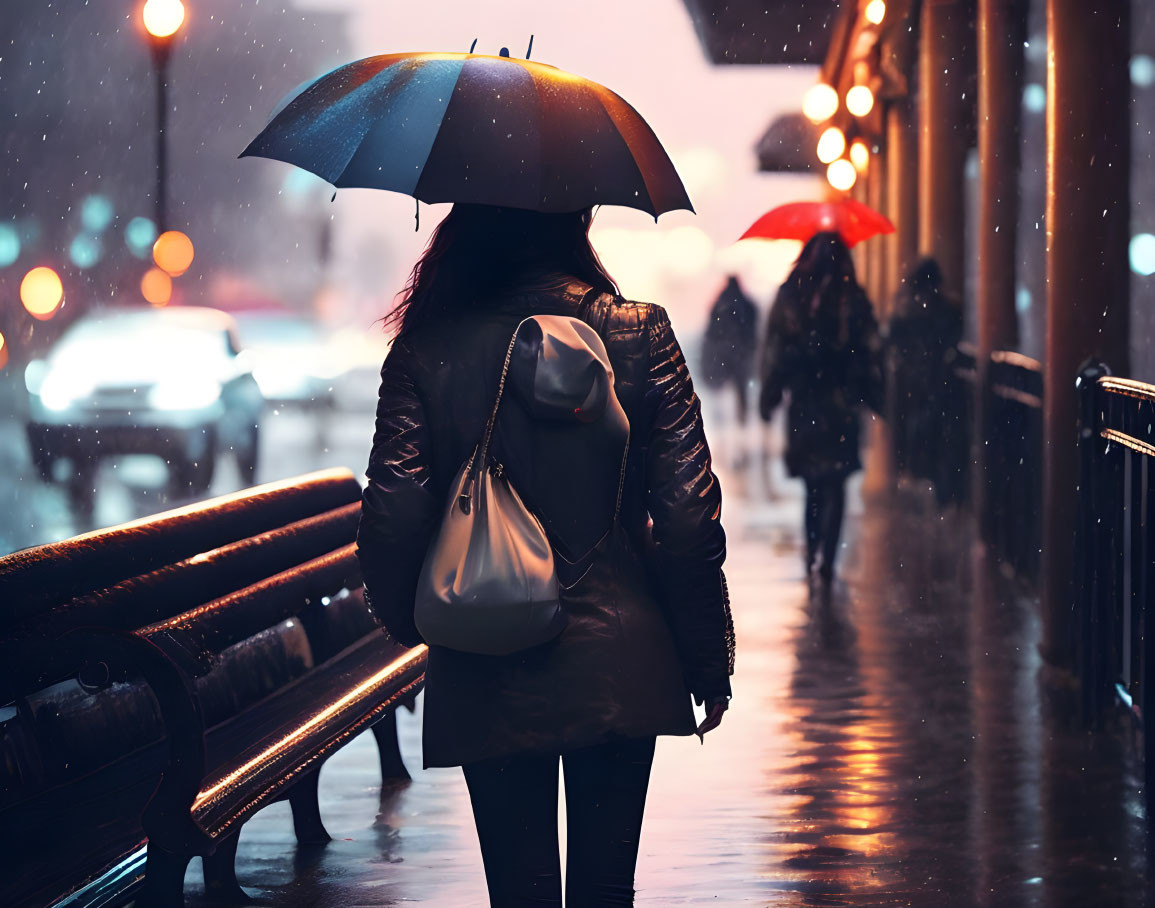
left=804, top=475, right=846, bottom=576
left=462, top=736, right=656, bottom=907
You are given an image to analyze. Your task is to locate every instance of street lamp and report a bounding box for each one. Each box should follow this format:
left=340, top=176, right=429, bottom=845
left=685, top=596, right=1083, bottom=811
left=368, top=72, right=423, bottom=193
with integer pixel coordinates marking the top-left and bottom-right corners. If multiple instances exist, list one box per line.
left=142, top=0, right=186, bottom=233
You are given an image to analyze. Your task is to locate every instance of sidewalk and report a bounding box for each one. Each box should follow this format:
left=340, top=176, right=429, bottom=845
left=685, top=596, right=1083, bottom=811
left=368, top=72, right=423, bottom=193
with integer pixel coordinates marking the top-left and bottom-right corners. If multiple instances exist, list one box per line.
left=183, top=453, right=1149, bottom=906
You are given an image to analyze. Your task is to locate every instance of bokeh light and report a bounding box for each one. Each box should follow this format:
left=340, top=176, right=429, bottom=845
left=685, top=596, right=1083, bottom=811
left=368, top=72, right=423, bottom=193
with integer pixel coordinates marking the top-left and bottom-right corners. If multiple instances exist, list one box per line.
left=1129, top=233, right=1155, bottom=276
left=817, top=126, right=846, bottom=164
left=142, top=0, right=185, bottom=39
left=802, top=83, right=839, bottom=124
left=80, top=195, right=115, bottom=233
left=0, top=331, right=8, bottom=372
left=1023, top=83, right=1046, bottom=113
left=865, top=0, right=886, bottom=25
left=126, top=217, right=158, bottom=258
left=827, top=159, right=857, bottom=192
left=153, top=230, right=195, bottom=276
left=69, top=234, right=103, bottom=269
left=846, top=85, right=875, bottom=118
left=141, top=266, right=174, bottom=306
left=20, top=267, right=64, bottom=320
left=1132, top=55, right=1155, bottom=88
left=0, top=224, right=20, bottom=268
left=849, top=139, right=871, bottom=173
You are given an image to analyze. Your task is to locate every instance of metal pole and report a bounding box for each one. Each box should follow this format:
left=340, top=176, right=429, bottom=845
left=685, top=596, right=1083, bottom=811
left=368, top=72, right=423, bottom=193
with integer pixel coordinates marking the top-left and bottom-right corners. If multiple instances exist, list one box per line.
left=975, top=0, right=1027, bottom=549
left=867, top=152, right=888, bottom=315
left=151, top=42, right=172, bottom=233
left=976, top=0, right=1025, bottom=356
left=918, top=0, right=972, bottom=301
left=886, top=98, right=918, bottom=302
left=1041, top=0, right=1130, bottom=668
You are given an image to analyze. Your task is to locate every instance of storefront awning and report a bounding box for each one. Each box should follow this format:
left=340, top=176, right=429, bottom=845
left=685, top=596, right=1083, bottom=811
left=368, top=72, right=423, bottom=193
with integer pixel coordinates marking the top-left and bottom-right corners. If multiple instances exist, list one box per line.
left=681, top=0, right=843, bottom=64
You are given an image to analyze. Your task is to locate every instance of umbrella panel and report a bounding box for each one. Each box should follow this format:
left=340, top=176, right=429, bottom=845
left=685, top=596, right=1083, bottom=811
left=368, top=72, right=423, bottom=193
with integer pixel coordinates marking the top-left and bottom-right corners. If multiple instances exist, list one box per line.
left=241, top=52, right=691, bottom=217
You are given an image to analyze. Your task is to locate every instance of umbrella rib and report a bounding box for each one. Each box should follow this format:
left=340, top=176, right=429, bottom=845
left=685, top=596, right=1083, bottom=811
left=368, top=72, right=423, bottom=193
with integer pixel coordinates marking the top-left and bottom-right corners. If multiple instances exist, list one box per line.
left=586, top=86, right=660, bottom=217
left=406, top=60, right=471, bottom=204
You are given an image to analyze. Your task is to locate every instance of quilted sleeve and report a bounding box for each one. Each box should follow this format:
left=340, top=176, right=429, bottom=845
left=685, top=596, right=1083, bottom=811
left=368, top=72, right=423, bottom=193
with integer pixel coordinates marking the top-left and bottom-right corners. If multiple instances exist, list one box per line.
left=356, top=338, right=438, bottom=647
left=643, top=307, right=734, bottom=702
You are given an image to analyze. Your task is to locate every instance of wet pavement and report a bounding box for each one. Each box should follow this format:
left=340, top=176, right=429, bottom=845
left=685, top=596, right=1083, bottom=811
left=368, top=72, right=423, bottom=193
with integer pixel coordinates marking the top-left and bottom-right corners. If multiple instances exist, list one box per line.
left=169, top=419, right=1150, bottom=907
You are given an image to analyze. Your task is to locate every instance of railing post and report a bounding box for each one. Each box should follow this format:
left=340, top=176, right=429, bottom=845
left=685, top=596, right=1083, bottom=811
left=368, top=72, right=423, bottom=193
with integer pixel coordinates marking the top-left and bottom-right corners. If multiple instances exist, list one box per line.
left=1074, top=361, right=1111, bottom=725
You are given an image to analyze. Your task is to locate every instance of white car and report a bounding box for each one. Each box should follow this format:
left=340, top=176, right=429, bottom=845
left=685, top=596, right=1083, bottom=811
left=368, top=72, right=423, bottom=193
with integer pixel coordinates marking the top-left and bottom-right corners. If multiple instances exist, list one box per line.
left=232, top=311, right=345, bottom=412
left=25, top=307, right=264, bottom=503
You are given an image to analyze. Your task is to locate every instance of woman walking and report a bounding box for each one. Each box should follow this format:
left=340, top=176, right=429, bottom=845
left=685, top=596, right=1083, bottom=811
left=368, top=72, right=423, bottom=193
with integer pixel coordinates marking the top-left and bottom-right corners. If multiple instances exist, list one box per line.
left=759, top=231, right=882, bottom=585
left=355, top=204, right=734, bottom=907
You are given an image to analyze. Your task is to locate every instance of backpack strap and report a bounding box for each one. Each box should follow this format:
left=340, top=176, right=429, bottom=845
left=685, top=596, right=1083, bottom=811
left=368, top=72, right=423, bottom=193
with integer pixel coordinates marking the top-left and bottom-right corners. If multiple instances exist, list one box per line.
left=459, top=317, right=531, bottom=509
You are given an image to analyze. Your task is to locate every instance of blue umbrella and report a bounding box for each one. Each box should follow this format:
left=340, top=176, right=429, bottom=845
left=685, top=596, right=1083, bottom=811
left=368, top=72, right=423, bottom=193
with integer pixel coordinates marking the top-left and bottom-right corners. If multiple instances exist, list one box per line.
left=240, top=50, right=692, bottom=218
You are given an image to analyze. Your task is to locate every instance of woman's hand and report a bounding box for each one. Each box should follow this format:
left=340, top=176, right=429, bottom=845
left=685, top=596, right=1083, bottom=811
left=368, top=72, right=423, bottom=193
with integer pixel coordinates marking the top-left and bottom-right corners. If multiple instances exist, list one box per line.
left=696, top=697, right=729, bottom=742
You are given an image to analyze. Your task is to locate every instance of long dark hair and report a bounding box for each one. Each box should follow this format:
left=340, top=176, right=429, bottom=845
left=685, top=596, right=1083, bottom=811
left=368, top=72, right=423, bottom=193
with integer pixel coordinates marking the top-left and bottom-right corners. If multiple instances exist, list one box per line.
left=896, top=257, right=950, bottom=316
left=384, top=204, right=618, bottom=336
left=789, top=231, right=858, bottom=298
left=771, top=231, right=865, bottom=346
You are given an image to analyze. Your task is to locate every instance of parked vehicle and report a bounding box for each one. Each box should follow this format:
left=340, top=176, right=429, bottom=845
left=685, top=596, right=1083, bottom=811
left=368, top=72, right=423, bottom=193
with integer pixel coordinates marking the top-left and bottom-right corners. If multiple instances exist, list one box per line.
left=233, top=311, right=344, bottom=412
left=24, top=306, right=263, bottom=505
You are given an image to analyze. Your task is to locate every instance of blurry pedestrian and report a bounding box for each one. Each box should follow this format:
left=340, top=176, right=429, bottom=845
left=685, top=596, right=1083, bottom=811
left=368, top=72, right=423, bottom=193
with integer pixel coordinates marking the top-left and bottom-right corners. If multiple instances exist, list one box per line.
left=356, top=204, right=734, bottom=907
left=758, top=231, right=882, bottom=585
left=887, top=259, right=964, bottom=505
left=701, top=275, right=759, bottom=426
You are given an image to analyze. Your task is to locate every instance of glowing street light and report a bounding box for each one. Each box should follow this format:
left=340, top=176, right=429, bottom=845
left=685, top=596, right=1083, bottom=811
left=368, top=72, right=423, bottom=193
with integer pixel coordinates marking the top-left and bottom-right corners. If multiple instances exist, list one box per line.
left=803, top=82, right=840, bottom=124
left=846, top=84, right=875, bottom=118
left=865, top=0, right=886, bottom=25
left=143, top=0, right=185, bottom=38
left=141, top=0, right=186, bottom=232
left=153, top=229, right=195, bottom=276
left=141, top=266, right=174, bottom=306
left=816, top=126, right=847, bottom=164
left=20, top=267, right=64, bottom=320
left=850, top=139, right=871, bottom=173
left=827, top=159, right=857, bottom=192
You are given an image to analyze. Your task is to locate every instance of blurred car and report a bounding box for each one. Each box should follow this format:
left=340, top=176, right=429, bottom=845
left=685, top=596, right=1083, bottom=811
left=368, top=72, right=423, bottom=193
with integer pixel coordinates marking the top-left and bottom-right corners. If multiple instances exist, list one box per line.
left=233, top=311, right=346, bottom=412
left=25, top=306, right=264, bottom=501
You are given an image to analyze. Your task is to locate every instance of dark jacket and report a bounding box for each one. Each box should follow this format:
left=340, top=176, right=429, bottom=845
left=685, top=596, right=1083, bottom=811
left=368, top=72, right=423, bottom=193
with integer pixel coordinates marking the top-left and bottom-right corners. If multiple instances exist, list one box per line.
left=759, top=276, right=882, bottom=480
left=356, top=280, right=733, bottom=768
left=701, top=277, right=758, bottom=388
left=887, top=295, right=964, bottom=483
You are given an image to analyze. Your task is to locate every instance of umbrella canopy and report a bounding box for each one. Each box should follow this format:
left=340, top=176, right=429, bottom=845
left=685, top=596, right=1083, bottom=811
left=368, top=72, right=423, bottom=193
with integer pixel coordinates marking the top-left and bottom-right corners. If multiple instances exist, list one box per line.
left=755, top=113, right=820, bottom=173
left=739, top=198, right=895, bottom=247
left=241, top=51, right=692, bottom=218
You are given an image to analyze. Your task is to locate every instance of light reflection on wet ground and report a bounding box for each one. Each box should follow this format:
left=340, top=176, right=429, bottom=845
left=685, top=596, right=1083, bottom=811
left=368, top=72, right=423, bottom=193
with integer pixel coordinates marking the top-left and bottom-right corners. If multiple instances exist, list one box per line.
left=169, top=444, right=1149, bottom=906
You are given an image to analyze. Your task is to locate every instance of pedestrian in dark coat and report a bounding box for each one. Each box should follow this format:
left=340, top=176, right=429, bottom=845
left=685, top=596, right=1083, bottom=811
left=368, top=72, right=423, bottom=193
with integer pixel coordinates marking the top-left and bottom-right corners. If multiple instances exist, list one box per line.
left=887, top=258, right=965, bottom=504
left=356, top=204, right=734, bottom=907
left=759, top=231, right=882, bottom=582
left=701, top=275, right=759, bottom=424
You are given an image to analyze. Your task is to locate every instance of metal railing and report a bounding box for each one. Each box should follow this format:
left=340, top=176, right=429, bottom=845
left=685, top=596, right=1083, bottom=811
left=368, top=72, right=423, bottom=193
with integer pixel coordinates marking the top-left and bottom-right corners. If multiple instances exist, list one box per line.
left=981, top=350, right=1044, bottom=582
left=1075, top=365, right=1155, bottom=734
left=890, top=342, right=1043, bottom=582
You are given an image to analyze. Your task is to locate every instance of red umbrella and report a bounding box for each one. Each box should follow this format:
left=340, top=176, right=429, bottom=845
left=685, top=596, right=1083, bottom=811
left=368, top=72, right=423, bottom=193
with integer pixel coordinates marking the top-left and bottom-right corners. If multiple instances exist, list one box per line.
left=740, top=198, right=895, bottom=247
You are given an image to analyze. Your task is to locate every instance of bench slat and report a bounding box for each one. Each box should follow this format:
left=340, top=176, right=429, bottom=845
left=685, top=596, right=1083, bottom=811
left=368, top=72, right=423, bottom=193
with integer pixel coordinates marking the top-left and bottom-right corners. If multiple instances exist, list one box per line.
left=191, top=636, right=426, bottom=840
left=0, top=468, right=361, bottom=631
left=140, top=544, right=361, bottom=662
left=1, top=503, right=361, bottom=704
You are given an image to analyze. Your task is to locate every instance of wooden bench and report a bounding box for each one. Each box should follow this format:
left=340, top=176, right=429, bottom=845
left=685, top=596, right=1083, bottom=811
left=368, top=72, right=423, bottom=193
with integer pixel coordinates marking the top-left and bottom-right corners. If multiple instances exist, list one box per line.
left=0, top=468, right=427, bottom=907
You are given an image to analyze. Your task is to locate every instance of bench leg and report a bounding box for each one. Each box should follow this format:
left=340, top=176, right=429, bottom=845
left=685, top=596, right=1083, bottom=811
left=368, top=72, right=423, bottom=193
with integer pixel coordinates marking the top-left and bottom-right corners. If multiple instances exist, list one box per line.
left=371, top=709, right=410, bottom=783
left=137, top=843, right=191, bottom=907
left=203, top=829, right=249, bottom=903
left=289, top=768, right=331, bottom=846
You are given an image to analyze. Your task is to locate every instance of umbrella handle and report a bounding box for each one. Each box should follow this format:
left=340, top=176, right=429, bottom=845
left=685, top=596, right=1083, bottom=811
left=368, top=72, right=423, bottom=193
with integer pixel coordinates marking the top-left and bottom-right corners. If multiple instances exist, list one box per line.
left=526, top=35, right=534, bottom=59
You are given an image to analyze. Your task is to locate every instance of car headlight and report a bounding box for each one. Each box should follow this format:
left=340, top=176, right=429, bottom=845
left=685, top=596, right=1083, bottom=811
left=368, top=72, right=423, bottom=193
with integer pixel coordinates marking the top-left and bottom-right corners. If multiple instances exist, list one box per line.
left=39, top=371, right=90, bottom=412
left=149, top=379, right=222, bottom=411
